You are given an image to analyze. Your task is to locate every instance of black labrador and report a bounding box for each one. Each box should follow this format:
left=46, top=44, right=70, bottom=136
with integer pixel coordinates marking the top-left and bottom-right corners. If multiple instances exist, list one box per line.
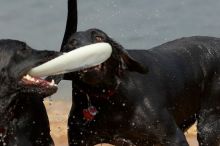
left=59, top=29, right=220, bottom=146
left=0, top=39, right=59, bottom=146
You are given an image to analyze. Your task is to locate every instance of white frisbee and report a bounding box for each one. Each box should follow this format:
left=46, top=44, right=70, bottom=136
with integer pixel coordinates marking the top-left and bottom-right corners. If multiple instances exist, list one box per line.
left=28, top=43, right=112, bottom=77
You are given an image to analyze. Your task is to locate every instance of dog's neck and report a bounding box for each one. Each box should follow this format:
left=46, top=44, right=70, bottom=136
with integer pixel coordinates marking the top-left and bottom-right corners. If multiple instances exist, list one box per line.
left=77, top=78, right=121, bottom=122
left=74, top=77, right=121, bottom=99
left=0, top=92, right=19, bottom=124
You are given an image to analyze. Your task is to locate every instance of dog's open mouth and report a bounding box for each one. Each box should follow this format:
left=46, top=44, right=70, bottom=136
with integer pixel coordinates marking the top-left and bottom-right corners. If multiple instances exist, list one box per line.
left=81, top=64, right=103, bottom=73
left=19, top=73, right=58, bottom=96
left=79, top=64, right=107, bottom=85
left=21, top=74, right=57, bottom=88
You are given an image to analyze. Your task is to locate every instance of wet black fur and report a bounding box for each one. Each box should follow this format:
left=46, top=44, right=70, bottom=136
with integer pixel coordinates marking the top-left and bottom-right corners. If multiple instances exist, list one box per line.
left=55, top=0, right=220, bottom=145
left=61, top=29, right=220, bottom=146
left=0, top=40, right=58, bottom=146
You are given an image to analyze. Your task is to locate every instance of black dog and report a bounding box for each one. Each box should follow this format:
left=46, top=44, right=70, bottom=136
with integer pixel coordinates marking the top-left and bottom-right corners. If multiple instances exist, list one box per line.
left=60, top=29, right=220, bottom=146
left=0, top=39, right=59, bottom=146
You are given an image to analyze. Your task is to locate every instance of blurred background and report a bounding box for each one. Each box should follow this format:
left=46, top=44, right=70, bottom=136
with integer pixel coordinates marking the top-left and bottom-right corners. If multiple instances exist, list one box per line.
left=0, top=0, right=220, bottom=100
left=2, top=0, right=218, bottom=145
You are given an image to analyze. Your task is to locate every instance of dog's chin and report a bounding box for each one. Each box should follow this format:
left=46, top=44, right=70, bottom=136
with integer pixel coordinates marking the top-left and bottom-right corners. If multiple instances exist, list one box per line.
left=80, top=73, right=106, bottom=85
left=80, top=72, right=104, bottom=85
left=21, top=87, right=57, bottom=97
left=79, top=64, right=106, bottom=85
left=19, top=74, right=58, bottom=97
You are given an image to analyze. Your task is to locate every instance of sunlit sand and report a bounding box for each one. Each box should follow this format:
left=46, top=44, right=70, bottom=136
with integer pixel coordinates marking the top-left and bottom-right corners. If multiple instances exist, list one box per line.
left=44, top=99, right=198, bottom=146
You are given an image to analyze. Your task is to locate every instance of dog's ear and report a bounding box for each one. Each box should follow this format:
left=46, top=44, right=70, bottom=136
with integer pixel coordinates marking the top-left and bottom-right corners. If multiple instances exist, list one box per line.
left=119, top=49, right=148, bottom=74
left=109, top=38, right=148, bottom=74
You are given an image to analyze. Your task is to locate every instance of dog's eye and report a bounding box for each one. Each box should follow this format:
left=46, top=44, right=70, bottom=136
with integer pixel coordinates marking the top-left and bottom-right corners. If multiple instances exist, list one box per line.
left=95, top=36, right=103, bottom=42
left=72, top=40, right=78, bottom=45
left=68, top=40, right=77, bottom=48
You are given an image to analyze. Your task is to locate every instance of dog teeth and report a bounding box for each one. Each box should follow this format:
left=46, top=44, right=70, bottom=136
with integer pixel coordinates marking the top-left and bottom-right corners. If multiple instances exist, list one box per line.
left=94, top=64, right=102, bottom=71
left=23, top=75, right=57, bottom=86
left=24, top=74, right=32, bottom=80
left=81, top=64, right=102, bottom=73
left=23, top=74, right=35, bottom=81
left=49, top=79, right=57, bottom=86
left=30, top=78, right=35, bottom=82
left=49, top=79, right=55, bottom=86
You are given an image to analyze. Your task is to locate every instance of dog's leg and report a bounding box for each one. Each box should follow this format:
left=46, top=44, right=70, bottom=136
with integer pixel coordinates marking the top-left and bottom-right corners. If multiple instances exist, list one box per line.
left=68, top=111, right=110, bottom=146
left=68, top=104, right=89, bottom=146
left=197, top=76, right=220, bottom=146
left=197, top=109, right=220, bottom=146
left=68, top=93, right=106, bottom=146
left=150, top=108, right=189, bottom=146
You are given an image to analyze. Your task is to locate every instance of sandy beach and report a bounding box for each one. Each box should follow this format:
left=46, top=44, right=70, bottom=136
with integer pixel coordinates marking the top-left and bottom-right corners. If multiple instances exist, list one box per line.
left=44, top=99, right=198, bottom=146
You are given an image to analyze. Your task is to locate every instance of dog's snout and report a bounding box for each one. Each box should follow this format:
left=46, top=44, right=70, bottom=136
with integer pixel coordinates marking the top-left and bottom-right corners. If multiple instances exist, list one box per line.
left=37, top=50, right=61, bottom=58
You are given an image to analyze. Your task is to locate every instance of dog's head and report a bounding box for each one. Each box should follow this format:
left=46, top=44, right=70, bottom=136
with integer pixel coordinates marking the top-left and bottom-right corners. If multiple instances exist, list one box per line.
left=62, top=28, right=148, bottom=85
left=0, top=40, right=59, bottom=98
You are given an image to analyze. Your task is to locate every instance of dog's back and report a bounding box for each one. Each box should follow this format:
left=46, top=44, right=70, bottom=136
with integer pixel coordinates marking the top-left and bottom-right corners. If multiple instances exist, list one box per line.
left=127, top=36, right=220, bottom=119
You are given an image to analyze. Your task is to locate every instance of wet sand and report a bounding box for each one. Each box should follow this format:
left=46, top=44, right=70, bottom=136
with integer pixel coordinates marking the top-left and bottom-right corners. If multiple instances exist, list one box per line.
left=44, top=99, right=198, bottom=146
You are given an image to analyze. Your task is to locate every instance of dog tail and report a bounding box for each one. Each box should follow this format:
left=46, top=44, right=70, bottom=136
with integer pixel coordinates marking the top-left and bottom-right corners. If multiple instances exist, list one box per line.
left=61, top=0, right=78, bottom=50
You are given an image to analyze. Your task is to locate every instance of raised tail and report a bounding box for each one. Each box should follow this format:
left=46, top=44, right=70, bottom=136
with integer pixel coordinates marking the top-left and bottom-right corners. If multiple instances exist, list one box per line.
left=61, top=0, right=78, bottom=50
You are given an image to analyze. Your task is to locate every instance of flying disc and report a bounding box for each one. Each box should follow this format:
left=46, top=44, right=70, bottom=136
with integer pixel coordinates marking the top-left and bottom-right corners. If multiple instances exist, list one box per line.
left=28, top=43, right=112, bottom=77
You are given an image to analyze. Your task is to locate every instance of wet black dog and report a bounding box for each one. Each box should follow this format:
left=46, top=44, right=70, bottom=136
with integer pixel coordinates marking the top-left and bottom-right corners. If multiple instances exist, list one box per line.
left=0, top=40, right=59, bottom=146
left=60, top=29, right=220, bottom=146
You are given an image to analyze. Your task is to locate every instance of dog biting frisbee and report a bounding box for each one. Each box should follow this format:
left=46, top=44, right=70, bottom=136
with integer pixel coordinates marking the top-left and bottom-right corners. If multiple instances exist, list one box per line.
left=28, top=43, right=112, bottom=77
